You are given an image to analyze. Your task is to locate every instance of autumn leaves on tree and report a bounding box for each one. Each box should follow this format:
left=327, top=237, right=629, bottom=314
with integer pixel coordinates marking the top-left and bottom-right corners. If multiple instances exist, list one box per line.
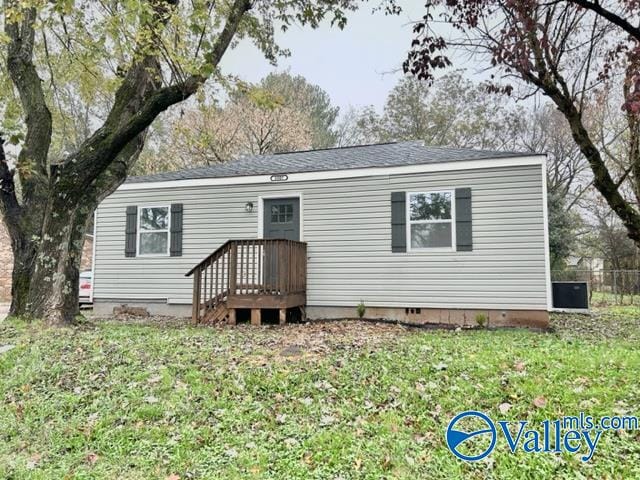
left=0, top=0, right=357, bottom=323
left=401, top=0, right=640, bottom=247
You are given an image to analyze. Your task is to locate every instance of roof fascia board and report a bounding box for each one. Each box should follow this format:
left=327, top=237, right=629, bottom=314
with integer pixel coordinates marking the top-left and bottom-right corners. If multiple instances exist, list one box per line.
left=118, top=155, right=545, bottom=191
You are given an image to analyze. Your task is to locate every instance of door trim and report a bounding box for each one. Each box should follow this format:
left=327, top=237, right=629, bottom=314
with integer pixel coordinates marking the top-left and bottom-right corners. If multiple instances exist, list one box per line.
left=257, top=193, right=304, bottom=240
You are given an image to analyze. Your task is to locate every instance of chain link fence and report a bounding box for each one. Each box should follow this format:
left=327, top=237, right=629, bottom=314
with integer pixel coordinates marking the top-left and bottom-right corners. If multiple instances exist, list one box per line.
left=552, top=270, right=640, bottom=306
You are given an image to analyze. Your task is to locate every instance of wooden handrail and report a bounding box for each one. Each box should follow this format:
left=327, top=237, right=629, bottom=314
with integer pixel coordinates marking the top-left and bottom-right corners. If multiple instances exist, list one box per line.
left=185, top=239, right=234, bottom=277
left=187, top=239, right=307, bottom=323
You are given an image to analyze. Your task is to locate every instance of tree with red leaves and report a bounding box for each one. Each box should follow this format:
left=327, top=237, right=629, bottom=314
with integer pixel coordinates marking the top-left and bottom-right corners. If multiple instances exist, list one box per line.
left=402, top=0, right=640, bottom=247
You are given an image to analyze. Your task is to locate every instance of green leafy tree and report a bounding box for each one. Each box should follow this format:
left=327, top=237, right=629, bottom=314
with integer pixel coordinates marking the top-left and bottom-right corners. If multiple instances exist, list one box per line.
left=341, top=73, right=523, bottom=149
left=547, top=190, right=583, bottom=270
left=0, top=0, right=357, bottom=324
left=259, top=71, right=339, bottom=148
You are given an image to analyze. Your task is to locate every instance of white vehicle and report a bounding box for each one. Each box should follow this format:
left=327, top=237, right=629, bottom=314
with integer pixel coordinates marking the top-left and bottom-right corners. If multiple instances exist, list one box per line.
left=79, top=271, right=93, bottom=305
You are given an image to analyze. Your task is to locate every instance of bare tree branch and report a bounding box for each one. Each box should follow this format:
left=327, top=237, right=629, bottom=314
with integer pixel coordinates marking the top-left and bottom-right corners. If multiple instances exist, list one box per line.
left=567, top=0, right=640, bottom=40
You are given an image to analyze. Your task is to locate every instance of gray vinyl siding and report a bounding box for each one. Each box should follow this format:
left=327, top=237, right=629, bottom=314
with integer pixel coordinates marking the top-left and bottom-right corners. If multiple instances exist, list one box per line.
left=93, top=164, right=548, bottom=310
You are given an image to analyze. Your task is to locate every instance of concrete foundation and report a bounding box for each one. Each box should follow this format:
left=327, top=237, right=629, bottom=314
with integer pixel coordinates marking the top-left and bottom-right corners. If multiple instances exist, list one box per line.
left=93, top=299, right=191, bottom=318
left=305, top=306, right=549, bottom=329
left=94, top=299, right=549, bottom=329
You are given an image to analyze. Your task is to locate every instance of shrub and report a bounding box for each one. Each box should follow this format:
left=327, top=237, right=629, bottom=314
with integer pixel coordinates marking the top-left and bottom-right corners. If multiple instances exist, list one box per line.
left=356, top=301, right=366, bottom=319
left=475, top=313, right=488, bottom=328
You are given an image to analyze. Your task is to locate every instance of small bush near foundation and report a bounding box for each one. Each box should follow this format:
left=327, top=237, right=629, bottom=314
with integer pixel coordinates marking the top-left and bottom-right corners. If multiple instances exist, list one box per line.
left=475, top=313, right=488, bottom=328
left=356, top=301, right=366, bottom=319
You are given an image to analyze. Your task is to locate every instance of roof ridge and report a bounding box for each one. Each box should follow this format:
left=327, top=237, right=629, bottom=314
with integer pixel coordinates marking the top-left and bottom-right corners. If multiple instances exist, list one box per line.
left=269, top=140, right=424, bottom=156
left=127, top=141, right=539, bottom=184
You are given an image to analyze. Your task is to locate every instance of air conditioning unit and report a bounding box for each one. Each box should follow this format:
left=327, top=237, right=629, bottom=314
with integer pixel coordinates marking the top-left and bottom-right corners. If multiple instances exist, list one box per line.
left=552, top=282, right=589, bottom=311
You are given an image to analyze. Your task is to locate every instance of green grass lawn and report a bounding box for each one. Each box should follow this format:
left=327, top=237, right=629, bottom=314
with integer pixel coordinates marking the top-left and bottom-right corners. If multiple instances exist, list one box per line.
left=1, top=309, right=639, bottom=479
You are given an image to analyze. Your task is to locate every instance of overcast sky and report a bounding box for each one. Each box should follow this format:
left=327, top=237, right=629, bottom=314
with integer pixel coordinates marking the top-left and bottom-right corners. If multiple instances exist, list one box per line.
left=220, top=2, right=428, bottom=113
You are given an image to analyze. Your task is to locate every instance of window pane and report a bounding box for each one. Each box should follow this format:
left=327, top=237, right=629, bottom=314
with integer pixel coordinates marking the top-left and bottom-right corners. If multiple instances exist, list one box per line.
left=410, top=192, right=452, bottom=221
left=411, top=223, right=452, bottom=249
left=140, top=207, right=169, bottom=231
left=140, top=232, right=168, bottom=254
left=271, top=204, right=293, bottom=224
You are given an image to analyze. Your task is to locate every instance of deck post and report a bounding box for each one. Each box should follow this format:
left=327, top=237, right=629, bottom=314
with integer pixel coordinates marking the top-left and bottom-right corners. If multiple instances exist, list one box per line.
left=192, top=266, right=201, bottom=324
left=228, top=308, right=236, bottom=325
left=279, top=308, right=286, bottom=325
left=251, top=308, right=261, bottom=326
left=229, top=243, right=238, bottom=295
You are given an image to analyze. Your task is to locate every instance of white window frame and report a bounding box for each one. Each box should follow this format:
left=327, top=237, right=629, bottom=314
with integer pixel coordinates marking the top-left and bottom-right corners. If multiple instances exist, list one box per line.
left=406, top=190, right=456, bottom=252
left=137, top=205, right=171, bottom=257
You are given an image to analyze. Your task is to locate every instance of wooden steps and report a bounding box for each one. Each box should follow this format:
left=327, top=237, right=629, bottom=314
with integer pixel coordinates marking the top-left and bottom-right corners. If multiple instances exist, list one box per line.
left=201, top=302, right=230, bottom=324
left=187, top=239, right=307, bottom=325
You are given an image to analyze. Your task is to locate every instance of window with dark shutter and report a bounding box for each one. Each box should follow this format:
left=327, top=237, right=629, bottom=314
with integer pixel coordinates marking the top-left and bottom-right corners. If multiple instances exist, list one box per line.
left=455, top=188, right=473, bottom=251
left=391, top=192, right=406, bottom=252
left=170, top=203, right=183, bottom=257
left=125, top=206, right=137, bottom=257
left=407, top=191, right=454, bottom=250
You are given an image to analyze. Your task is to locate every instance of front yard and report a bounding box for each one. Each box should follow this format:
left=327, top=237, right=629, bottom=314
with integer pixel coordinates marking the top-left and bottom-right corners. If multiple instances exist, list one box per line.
left=1, top=308, right=639, bottom=479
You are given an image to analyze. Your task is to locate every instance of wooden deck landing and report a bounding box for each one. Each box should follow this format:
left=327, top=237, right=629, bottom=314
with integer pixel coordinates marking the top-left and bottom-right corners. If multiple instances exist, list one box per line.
left=186, top=239, right=307, bottom=325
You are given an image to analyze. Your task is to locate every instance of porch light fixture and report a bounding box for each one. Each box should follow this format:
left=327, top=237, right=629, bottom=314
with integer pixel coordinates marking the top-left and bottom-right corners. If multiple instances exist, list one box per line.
left=245, top=201, right=254, bottom=213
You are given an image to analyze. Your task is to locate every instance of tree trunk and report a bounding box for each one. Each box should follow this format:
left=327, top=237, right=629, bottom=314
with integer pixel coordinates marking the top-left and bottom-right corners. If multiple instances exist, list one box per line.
left=9, top=238, right=37, bottom=316
left=26, top=216, right=90, bottom=324
left=26, top=188, right=93, bottom=324
left=22, top=138, right=144, bottom=324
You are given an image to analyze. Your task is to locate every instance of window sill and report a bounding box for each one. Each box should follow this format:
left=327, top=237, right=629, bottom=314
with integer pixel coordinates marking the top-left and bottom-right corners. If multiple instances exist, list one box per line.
left=405, top=247, right=457, bottom=253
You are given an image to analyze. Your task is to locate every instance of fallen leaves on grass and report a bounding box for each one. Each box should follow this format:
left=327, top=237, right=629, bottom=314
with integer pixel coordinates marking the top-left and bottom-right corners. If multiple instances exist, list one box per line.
left=551, top=308, right=640, bottom=341
left=227, top=320, right=410, bottom=364
left=533, top=396, right=547, bottom=408
left=319, top=414, right=337, bottom=426
left=26, top=453, right=42, bottom=470
left=2, top=310, right=639, bottom=478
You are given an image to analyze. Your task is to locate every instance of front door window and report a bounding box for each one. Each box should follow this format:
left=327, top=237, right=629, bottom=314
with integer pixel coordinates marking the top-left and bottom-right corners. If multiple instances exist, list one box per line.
left=271, top=204, right=294, bottom=224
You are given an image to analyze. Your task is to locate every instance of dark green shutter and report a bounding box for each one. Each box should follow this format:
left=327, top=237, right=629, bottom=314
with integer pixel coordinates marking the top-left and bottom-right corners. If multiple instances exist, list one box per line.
left=125, top=206, right=137, bottom=257
left=455, top=188, right=472, bottom=251
left=391, top=192, right=406, bottom=252
left=170, top=203, right=183, bottom=257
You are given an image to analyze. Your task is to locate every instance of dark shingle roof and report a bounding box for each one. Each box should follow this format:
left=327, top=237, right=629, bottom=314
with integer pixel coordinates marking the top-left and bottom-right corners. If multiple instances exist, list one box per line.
left=127, top=141, right=539, bottom=184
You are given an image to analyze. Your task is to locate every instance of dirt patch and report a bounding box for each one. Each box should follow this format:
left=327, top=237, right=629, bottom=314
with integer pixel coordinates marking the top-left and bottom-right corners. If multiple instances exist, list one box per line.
left=229, top=320, right=411, bottom=364
left=253, top=320, right=407, bottom=350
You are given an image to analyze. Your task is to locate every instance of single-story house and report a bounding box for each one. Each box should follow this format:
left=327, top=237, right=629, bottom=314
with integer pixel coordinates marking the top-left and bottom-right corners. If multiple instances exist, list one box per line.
left=566, top=255, right=605, bottom=272
left=92, top=141, right=551, bottom=328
